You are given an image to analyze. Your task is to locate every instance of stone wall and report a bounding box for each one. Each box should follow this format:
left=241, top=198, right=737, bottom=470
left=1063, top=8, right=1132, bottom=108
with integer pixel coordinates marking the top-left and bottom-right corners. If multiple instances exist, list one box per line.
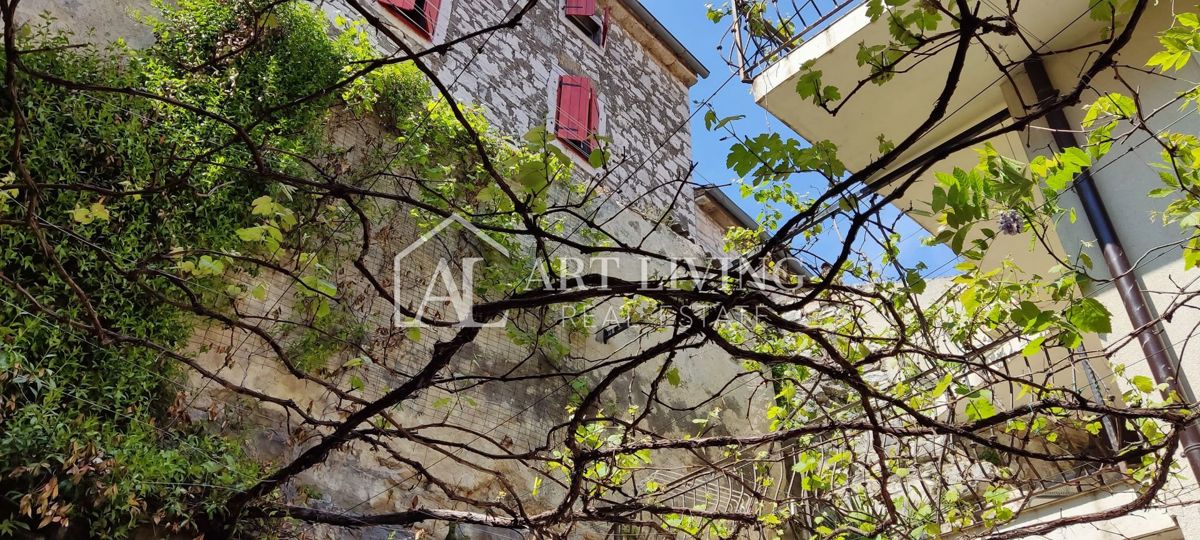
left=178, top=191, right=772, bottom=539
left=22, top=0, right=704, bottom=233
left=347, top=0, right=701, bottom=233
left=11, top=1, right=781, bottom=538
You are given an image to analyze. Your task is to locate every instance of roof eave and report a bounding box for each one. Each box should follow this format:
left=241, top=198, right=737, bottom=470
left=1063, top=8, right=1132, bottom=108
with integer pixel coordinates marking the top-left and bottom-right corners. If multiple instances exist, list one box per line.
left=616, top=0, right=710, bottom=79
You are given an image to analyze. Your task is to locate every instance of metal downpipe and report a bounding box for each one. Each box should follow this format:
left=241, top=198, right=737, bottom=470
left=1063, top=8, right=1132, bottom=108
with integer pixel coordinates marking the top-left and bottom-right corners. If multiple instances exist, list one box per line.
left=1023, top=57, right=1200, bottom=481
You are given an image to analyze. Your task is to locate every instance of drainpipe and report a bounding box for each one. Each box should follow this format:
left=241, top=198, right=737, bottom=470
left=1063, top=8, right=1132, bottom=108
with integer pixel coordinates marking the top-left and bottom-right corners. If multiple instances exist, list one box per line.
left=1022, top=57, right=1200, bottom=481
left=1080, top=352, right=1123, bottom=454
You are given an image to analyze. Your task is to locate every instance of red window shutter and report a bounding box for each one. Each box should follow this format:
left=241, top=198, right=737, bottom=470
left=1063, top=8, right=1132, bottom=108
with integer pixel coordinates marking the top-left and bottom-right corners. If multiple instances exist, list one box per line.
left=556, top=76, right=592, bottom=142
left=379, top=0, right=416, bottom=10
left=564, top=0, right=596, bottom=17
left=601, top=8, right=612, bottom=46
left=588, top=86, right=600, bottom=138
left=422, top=0, right=441, bottom=35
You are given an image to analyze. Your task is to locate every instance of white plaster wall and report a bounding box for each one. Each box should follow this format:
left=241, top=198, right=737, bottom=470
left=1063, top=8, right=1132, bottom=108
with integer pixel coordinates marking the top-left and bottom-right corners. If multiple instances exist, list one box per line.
left=1006, top=4, right=1200, bottom=536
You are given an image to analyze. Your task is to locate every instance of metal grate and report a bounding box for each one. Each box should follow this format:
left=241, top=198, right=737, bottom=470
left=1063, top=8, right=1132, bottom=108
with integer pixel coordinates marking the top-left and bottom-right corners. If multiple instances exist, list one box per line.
left=607, top=523, right=677, bottom=540
left=643, top=466, right=757, bottom=515
left=727, top=0, right=866, bottom=81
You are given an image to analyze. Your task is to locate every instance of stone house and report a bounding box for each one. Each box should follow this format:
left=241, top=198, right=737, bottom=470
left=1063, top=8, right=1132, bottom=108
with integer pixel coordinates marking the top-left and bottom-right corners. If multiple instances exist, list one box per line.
left=17, top=0, right=783, bottom=538
left=356, top=0, right=711, bottom=236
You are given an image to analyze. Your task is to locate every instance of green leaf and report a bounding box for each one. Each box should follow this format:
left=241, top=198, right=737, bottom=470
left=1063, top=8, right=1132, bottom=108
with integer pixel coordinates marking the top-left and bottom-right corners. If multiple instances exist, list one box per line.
left=251, top=195, right=274, bottom=216
left=69, top=206, right=94, bottom=224
left=904, top=269, right=926, bottom=294
left=1180, top=211, right=1200, bottom=228
left=705, top=112, right=744, bottom=131
left=1187, top=237, right=1200, bottom=269
left=665, top=367, right=681, bottom=387
left=795, top=70, right=823, bottom=100
left=587, top=148, right=607, bottom=168
left=316, top=278, right=337, bottom=297
left=1066, top=297, right=1113, bottom=334
left=949, top=224, right=971, bottom=255
left=1062, top=146, right=1091, bottom=168
left=1148, top=49, right=1191, bottom=72
left=89, top=201, right=111, bottom=221
left=705, top=6, right=726, bottom=23
left=236, top=226, right=266, bottom=242
left=966, top=394, right=997, bottom=421
left=250, top=283, right=269, bottom=301
left=1140, top=418, right=1164, bottom=443
left=1132, top=375, right=1156, bottom=393
left=1021, top=336, right=1046, bottom=357
left=725, top=142, right=759, bottom=177
left=866, top=0, right=885, bottom=19
left=928, top=373, right=953, bottom=398
left=1045, top=169, right=1073, bottom=192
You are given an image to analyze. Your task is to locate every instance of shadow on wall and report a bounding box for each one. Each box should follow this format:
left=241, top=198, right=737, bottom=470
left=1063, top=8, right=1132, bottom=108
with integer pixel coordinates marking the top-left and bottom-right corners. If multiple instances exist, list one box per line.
left=19, top=0, right=158, bottom=47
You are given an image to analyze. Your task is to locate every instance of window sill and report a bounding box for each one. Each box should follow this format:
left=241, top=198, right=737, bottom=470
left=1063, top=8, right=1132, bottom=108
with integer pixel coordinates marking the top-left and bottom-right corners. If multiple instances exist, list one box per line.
left=552, top=138, right=602, bottom=171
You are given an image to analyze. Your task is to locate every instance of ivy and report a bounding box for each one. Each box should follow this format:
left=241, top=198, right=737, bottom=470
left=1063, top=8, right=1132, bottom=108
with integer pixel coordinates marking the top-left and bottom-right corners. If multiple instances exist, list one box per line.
left=0, top=0, right=577, bottom=533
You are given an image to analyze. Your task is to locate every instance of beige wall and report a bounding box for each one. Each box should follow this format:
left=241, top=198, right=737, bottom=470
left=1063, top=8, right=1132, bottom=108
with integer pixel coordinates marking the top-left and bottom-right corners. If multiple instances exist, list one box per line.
left=1001, top=4, right=1200, bottom=537
left=180, top=194, right=773, bottom=539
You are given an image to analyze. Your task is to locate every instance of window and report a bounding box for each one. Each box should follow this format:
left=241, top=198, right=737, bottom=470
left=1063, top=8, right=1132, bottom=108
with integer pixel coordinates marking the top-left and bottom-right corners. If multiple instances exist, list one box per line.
left=555, top=75, right=601, bottom=159
left=563, top=0, right=611, bottom=47
left=378, top=0, right=442, bottom=39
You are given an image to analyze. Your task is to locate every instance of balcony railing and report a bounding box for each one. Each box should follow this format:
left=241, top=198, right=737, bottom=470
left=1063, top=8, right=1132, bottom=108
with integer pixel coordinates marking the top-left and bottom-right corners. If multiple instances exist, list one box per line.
left=726, top=0, right=865, bottom=82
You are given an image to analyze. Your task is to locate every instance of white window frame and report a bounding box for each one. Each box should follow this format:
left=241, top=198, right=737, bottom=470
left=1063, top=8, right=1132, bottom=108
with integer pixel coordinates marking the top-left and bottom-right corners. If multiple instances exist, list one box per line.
left=375, top=0, right=455, bottom=47
left=558, top=0, right=609, bottom=52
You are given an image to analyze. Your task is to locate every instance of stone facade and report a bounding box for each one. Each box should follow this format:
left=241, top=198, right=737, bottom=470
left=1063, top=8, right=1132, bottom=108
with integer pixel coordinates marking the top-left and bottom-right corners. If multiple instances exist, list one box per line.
left=13, top=1, right=781, bottom=538
left=22, top=0, right=706, bottom=233
left=357, top=0, right=703, bottom=233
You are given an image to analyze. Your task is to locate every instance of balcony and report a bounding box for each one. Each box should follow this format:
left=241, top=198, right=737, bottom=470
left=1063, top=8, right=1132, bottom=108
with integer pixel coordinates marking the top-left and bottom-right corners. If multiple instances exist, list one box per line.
left=724, top=6, right=1196, bottom=537
left=726, top=0, right=1113, bottom=158
left=723, top=0, right=1163, bottom=276
left=727, top=0, right=1122, bottom=176
left=727, top=0, right=866, bottom=83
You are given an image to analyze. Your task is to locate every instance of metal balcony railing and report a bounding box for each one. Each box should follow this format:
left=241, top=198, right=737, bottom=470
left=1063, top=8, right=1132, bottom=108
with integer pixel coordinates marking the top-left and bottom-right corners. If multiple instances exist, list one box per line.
left=726, top=0, right=866, bottom=82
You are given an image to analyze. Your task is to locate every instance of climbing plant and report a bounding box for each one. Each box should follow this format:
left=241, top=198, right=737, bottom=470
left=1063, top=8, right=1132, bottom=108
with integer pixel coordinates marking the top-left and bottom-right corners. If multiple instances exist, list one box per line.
left=0, top=0, right=572, bottom=535
left=3, top=0, right=1200, bottom=538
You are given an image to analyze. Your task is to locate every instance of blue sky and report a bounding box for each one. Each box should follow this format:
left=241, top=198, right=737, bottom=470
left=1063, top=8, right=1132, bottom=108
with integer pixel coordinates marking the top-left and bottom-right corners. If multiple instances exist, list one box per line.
left=640, top=1, right=957, bottom=277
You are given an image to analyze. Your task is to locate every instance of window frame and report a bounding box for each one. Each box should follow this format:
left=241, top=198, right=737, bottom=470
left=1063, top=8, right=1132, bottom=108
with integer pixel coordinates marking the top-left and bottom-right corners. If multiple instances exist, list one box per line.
left=546, top=67, right=608, bottom=169
left=377, top=0, right=452, bottom=45
left=559, top=0, right=611, bottom=50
